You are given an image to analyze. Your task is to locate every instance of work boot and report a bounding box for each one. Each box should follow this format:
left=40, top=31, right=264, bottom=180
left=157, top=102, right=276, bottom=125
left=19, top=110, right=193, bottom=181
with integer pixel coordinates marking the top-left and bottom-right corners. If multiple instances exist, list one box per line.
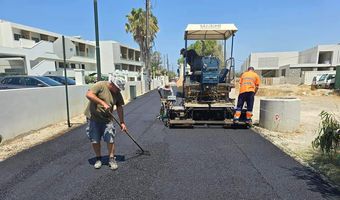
left=94, top=160, right=102, bottom=169
left=233, top=118, right=239, bottom=124
left=109, top=157, right=118, bottom=170
left=245, top=119, right=252, bottom=126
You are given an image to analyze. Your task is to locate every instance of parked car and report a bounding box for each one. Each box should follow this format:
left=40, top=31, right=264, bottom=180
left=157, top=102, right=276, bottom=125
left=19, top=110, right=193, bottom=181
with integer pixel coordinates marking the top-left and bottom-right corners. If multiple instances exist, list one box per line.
left=325, top=74, right=336, bottom=89
left=45, top=76, right=76, bottom=85
left=0, top=76, right=63, bottom=90
left=316, top=73, right=336, bottom=89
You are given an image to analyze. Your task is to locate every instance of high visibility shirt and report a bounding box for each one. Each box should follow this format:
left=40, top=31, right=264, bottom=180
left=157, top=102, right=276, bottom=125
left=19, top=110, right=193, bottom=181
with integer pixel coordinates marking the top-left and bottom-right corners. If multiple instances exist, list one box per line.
left=239, top=71, right=260, bottom=94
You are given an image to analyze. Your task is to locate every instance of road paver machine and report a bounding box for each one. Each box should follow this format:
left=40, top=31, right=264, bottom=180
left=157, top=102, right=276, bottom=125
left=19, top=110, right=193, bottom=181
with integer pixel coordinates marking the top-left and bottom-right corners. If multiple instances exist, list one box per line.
left=167, top=24, right=248, bottom=127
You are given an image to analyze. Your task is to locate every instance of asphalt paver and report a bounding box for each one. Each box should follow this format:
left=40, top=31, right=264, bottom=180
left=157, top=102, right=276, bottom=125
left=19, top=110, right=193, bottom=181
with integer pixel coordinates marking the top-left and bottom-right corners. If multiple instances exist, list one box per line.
left=0, top=91, right=339, bottom=200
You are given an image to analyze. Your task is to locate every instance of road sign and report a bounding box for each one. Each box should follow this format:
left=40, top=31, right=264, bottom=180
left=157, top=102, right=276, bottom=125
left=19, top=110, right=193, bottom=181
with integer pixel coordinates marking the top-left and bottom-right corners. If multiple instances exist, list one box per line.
left=53, top=37, right=75, bottom=60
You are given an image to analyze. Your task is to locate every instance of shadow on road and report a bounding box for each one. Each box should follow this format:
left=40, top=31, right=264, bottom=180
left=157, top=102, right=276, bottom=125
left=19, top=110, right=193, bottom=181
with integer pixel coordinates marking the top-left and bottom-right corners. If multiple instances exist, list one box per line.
left=285, top=166, right=340, bottom=199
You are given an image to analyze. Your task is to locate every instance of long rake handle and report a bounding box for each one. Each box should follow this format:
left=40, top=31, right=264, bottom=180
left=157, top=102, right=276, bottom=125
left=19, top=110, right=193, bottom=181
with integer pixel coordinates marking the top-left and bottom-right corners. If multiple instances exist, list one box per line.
left=109, top=112, right=145, bottom=152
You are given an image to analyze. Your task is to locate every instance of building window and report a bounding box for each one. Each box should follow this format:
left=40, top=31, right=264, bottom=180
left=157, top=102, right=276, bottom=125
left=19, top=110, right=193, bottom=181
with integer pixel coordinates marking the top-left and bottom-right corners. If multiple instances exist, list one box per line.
left=128, top=77, right=135, bottom=81
left=71, top=63, right=76, bottom=69
left=281, top=69, right=286, bottom=76
left=129, top=65, right=135, bottom=71
left=115, top=64, right=122, bottom=70
left=120, top=46, right=128, bottom=59
left=59, top=62, right=69, bottom=68
left=14, top=34, right=22, bottom=41
left=136, top=66, right=141, bottom=72
left=21, top=30, right=30, bottom=39
left=128, top=49, right=134, bottom=60
left=318, top=51, right=333, bottom=64
left=40, top=34, right=48, bottom=41
left=31, top=37, right=40, bottom=43
left=81, top=64, right=85, bottom=69
left=135, top=51, right=140, bottom=61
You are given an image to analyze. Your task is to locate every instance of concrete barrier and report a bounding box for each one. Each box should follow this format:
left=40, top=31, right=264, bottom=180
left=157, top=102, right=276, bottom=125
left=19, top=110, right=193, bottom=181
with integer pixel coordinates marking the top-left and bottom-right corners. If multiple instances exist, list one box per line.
left=259, top=97, right=300, bottom=132
left=0, top=85, right=89, bottom=142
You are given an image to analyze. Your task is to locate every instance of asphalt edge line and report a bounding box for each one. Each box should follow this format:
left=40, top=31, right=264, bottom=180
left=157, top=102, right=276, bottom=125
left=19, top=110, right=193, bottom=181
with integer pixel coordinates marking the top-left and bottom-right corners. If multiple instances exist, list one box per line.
left=251, top=125, right=340, bottom=191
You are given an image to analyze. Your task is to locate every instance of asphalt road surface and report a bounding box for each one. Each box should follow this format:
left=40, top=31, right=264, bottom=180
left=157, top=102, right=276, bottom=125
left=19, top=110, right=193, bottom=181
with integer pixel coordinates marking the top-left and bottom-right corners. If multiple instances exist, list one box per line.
left=0, top=91, right=339, bottom=200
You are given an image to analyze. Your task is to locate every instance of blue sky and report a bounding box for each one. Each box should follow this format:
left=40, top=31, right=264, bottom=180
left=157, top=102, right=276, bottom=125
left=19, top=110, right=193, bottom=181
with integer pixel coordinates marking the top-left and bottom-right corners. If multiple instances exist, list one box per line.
left=0, top=0, right=340, bottom=71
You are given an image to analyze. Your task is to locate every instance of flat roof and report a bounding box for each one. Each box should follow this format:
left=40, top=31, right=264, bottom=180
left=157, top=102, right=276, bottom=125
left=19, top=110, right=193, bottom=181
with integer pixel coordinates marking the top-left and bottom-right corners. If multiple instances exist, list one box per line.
left=1, top=19, right=94, bottom=46
left=185, top=24, right=238, bottom=40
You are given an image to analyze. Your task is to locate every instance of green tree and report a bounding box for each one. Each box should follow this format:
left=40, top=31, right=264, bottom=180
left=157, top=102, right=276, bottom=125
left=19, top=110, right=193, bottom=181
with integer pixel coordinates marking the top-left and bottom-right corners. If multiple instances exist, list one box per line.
left=178, top=40, right=224, bottom=66
left=167, top=71, right=177, bottom=79
left=125, top=8, right=159, bottom=70
left=151, top=51, right=162, bottom=77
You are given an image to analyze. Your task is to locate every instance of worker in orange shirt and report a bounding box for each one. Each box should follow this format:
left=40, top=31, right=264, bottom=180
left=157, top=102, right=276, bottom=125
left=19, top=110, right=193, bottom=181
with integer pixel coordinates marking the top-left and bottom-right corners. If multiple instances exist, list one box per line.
left=234, top=67, right=260, bottom=124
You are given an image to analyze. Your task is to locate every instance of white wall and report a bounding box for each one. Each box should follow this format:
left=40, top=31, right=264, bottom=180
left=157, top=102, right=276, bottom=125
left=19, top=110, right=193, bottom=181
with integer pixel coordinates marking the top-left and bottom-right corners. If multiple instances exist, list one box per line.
left=249, top=52, right=299, bottom=71
left=99, top=42, right=115, bottom=74
left=120, top=81, right=143, bottom=101
left=299, top=46, right=318, bottom=64
left=0, top=85, right=89, bottom=142
left=0, top=79, right=155, bottom=142
left=0, top=21, right=14, bottom=47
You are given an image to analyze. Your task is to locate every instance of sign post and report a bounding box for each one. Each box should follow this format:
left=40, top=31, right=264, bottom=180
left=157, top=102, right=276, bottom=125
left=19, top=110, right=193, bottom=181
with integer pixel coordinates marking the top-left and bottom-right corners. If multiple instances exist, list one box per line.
left=53, top=36, right=75, bottom=127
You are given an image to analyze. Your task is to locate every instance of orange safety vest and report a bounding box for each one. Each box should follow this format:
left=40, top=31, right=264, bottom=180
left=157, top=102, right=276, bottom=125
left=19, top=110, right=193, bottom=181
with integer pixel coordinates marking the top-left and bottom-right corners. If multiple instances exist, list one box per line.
left=239, top=71, right=260, bottom=94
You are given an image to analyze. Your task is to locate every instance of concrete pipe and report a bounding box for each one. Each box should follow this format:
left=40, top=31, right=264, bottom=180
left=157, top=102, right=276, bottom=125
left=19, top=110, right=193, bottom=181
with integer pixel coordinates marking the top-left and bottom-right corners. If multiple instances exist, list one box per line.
left=259, top=97, right=300, bottom=132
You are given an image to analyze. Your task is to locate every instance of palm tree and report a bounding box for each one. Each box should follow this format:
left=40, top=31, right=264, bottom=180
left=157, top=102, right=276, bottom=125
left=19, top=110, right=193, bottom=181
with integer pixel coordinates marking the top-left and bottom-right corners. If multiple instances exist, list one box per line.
left=125, top=8, right=159, bottom=70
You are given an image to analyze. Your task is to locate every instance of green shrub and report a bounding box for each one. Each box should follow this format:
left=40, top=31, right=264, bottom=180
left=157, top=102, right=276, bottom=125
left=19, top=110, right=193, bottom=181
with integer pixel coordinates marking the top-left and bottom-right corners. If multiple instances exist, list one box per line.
left=312, top=111, right=340, bottom=156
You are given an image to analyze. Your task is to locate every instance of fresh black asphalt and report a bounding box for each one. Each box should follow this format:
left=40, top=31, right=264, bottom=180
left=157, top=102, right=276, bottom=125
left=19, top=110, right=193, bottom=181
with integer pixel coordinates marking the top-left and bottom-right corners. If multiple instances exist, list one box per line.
left=0, top=91, right=339, bottom=200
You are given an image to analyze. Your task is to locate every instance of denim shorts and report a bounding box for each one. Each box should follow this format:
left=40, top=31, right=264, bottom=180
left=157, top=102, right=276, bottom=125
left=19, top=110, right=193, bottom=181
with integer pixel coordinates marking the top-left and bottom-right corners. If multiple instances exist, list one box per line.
left=86, top=120, right=116, bottom=144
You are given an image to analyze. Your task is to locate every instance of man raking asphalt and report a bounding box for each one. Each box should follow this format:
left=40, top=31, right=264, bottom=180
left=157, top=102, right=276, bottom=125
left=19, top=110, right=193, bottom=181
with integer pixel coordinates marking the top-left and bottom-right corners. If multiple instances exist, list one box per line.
left=84, top=76, right=128, bottom=170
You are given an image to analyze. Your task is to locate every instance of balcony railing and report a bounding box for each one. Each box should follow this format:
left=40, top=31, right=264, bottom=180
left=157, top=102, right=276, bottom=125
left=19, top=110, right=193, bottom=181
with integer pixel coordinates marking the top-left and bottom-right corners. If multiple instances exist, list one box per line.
left=76, top=51, right=95, bottom=59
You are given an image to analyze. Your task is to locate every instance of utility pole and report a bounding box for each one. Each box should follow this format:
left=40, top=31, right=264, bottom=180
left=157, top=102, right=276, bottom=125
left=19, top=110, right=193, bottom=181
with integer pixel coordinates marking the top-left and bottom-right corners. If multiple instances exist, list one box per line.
left=167, top=54, right=169, bottom=73
left=146, top=0, right=150, bottom=88
left=93, top=0, right=101, bottom=81
left=163, top=54, right=166, bottom=72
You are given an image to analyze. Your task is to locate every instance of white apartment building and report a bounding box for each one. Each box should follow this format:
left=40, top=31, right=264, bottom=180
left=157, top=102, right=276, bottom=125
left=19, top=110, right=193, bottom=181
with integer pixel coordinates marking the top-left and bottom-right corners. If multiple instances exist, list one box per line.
left=242, top=44, right=340, bottom=84
left=100, top=41, right=142, bottom=81
left=0, top=19, right=143, bottom=79
left=0, top=20, right=97, bottom=77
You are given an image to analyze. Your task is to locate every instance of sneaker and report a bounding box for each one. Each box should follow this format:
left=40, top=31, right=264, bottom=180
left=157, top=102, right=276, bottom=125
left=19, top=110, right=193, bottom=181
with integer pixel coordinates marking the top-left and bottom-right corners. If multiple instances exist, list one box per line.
left=109, top=157, right=118, bottom=170
left=94, top=160, right=102, bottom=169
